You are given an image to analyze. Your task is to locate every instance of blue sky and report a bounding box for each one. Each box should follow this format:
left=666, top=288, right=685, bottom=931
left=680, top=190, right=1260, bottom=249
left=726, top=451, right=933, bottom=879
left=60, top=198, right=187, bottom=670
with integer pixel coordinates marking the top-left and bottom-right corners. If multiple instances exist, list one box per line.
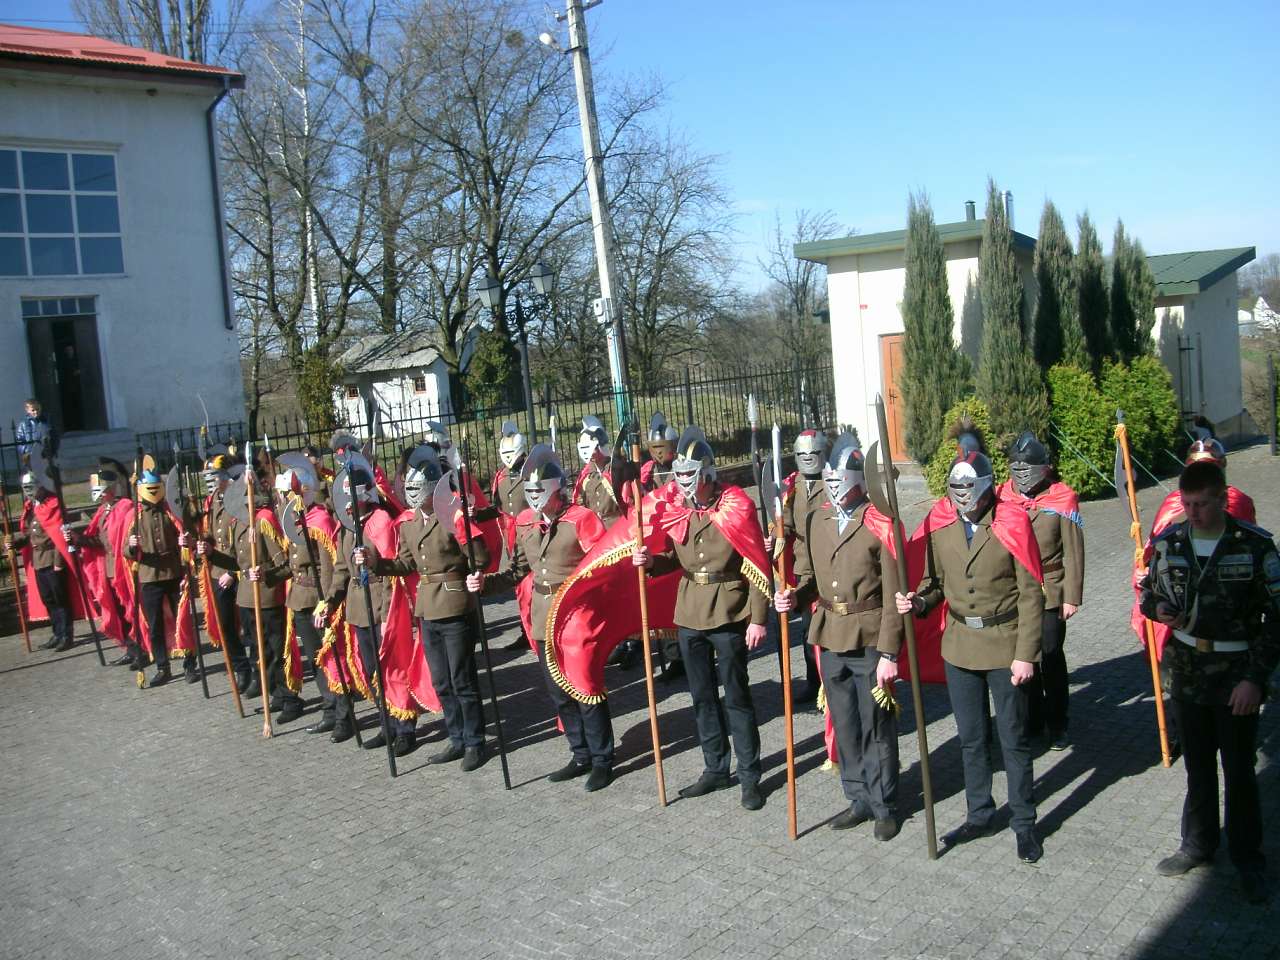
left=8, top=0, right=1278, bottom=288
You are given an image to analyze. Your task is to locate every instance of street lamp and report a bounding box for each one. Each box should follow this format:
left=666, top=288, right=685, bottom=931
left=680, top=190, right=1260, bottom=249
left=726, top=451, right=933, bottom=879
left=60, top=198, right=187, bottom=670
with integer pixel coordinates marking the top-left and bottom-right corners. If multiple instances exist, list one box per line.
left=476, top=263, right=554, bottom=444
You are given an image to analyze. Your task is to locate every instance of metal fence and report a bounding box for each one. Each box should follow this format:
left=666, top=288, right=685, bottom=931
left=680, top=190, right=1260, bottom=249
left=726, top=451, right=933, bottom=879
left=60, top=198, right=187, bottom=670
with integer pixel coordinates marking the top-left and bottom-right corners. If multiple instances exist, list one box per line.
left=135, top=361, right=838, bottom=485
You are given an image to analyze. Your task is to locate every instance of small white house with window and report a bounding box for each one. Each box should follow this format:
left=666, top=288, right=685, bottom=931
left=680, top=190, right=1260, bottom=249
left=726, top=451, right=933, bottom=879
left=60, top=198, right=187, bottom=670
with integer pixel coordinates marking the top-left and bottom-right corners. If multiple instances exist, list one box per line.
left=0, top=23, right=244, bottom=464
left=335, top=328, right=461, bottom=436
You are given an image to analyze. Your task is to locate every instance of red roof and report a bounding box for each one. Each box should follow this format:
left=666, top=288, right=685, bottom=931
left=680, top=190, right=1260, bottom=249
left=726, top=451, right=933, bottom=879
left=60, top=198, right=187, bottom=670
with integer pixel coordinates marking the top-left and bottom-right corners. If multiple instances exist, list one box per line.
left=0, top=23, right=244, bottom=86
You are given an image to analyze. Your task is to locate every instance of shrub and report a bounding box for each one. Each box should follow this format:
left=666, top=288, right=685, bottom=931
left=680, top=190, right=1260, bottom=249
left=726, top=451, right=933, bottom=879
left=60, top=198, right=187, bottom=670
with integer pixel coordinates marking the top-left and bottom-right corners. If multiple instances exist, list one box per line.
left=924, top=396, right=1010, bottom=496
left=1101, top=356, right=1182, bottom=478
left=1047, top=363, right=1115, bottom=499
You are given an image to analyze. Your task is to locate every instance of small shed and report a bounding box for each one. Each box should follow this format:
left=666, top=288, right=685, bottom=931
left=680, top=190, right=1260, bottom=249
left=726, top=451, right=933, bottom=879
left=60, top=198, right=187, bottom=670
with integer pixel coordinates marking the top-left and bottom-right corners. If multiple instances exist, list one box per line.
left=335, top=329, right=456, bottom=435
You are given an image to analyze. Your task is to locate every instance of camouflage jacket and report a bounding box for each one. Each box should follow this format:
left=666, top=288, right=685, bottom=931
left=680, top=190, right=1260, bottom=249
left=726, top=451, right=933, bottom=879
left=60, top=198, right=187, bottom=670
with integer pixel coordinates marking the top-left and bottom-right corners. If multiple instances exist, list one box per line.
left=1139, top=516, right=1280, bottom=705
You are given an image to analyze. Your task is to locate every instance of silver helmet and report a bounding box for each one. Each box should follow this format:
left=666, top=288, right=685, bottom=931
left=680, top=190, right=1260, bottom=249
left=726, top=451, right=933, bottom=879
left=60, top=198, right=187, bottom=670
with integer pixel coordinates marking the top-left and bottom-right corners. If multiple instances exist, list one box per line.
left=201, top=446, right=234, bottom=495
left=947, top=450, right=994, bottom=521
left=402, top=444, right=443, bottom=512
left=19, top=471, right=39, bottom=500
left=793, top=429, right=828, bottom=476
left=498, top=420, right=526, bottom=470
left=822, top=433, right=865, bottom=509
left=90, top=457, right=130, bottom=503
left=1008, top=431, right=1052, bottom=496
left=274, top=452, right=321, bottom=507
left=646, top=412, right=679, bottom=463
left=521, top=443, right=566, bottom=515
left=672, top=426, right=716, bottom=506
left=577, top=415, right=608, bottom=465
left=423, top=421, right=453, bottom=454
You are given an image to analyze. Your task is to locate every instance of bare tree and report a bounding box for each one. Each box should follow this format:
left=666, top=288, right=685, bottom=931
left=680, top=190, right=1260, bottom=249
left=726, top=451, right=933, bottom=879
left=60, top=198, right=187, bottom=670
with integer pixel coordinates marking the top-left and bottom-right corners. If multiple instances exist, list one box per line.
left=758, top=209, right=840, bottom=371
left=71, top=0, right=246, bottom=63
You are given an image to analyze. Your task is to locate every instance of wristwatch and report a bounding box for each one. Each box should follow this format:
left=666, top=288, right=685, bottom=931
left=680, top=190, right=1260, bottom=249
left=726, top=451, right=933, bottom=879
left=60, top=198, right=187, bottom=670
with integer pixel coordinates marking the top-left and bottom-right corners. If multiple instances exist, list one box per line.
left=881, top=652, right=898, bottom=663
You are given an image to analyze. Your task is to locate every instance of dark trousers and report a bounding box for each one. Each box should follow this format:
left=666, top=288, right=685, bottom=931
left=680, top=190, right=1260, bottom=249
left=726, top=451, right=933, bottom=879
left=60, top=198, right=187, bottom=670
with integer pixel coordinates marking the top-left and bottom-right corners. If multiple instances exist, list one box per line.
left=778, top=610, right=820, bottom=693
left=294, top=614, right=335, bottom=721
left=141, top=579, right=181, bottom=667
left=349, top=624, right=414, bottom=736
left=422, top=615, right=485, bottom=749
left=820, top=645, right=899, bottom=819
left=1173, top=697, right=1264, bottom=870
left=238, top=606, right=300, bottom=708
left=35, top=566, right=72, bottom=643
left=945, top=660, right=1036, bottom=833
left=539, top=646, right=614, bottom=766
left=209, top=577, right=246, bottom=673
left=679, top=624, right=762, bottom=784
left=1027, top=610, right=1069, bottom=735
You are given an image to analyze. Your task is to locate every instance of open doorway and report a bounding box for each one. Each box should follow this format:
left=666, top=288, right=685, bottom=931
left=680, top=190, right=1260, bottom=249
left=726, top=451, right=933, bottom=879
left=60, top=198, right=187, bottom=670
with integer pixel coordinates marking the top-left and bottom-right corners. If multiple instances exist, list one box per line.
left=24, top=301, right=107, bottom=434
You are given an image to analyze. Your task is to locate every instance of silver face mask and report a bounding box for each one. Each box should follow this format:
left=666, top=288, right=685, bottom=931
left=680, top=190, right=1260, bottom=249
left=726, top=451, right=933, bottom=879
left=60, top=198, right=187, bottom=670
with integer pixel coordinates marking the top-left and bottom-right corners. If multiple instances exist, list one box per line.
left=672, top=444, right=715, bottom=506
left=499, top=433, right=526, bottom=470
left=1010, top=461, right=1051, bottom=497
left=577, top=434, right=599, bottom=466
left=822, top=466, right=866, bottom=510
left=20, top=473, right=38, bottom=500
left=402, top=464, right=440, bottom=512
left=947, top=461, right=993, bottom=520
left=202, top=470, right=227, bottom=496
left=523, top=477, right=560, bottom=515
left=793, top=432, right=827, bottom=477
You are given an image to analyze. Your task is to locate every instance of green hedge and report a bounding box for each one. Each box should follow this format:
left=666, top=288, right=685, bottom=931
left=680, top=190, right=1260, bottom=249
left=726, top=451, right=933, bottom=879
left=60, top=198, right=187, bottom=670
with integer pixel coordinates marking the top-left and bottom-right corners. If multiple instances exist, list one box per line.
left=924, top=397, right=1010, bottom=496
left=1100, top=356, right=1182, bottom=477
left=1047, top=363, right=1115, bottom=498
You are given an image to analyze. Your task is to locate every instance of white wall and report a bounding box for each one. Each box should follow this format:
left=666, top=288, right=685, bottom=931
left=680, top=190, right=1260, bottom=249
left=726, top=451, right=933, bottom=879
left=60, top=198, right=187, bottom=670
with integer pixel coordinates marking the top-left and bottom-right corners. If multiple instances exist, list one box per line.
left=337, top=357, right=454, bottom=435
left=0, top=71, right=243, bottom=433
left=1152, top=273, right=1244, bottom=427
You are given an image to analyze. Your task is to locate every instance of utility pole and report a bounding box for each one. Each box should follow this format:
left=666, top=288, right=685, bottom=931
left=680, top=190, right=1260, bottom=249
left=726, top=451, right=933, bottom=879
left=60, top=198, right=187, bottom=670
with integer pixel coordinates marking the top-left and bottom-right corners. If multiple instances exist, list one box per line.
left=560, top=0, right=630, bottom=426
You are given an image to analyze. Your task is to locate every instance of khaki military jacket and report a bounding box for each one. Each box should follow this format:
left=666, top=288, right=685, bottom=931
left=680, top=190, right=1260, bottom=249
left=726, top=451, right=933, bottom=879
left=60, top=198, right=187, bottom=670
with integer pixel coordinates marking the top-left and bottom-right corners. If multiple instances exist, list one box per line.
left=330, top=524, right=393, bottom=628
left=783, top=473, right=827, bottom=541
left=13, top=501, right=62, bottom=571
left=793, top=501, right=903, bottom=655
left=283, top=511, right=337, bottom=613
left=205, top=497, right=238, bottom=579
left=576, top=466, right=621, bottom=523
left=208, top=514, right=289, bottom=609
left=135, top=501, right=182, bottom=584
left=384, top=509, right=488, bottom=621
left=489, top=505, right=604, bottom=642
left=916, top=510, right=1043, bottom=670
left=653, top=490, right=768, bottom=630
left=495, top=469, right=528, bottom=521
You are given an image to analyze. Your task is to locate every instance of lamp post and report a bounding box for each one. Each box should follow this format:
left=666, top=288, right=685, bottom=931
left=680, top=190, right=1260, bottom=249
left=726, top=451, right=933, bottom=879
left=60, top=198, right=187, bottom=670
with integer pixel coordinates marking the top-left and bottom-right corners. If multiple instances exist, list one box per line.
left=477, top=263, right=554, bottom=443
left=540, top=0, right=631, bottom=427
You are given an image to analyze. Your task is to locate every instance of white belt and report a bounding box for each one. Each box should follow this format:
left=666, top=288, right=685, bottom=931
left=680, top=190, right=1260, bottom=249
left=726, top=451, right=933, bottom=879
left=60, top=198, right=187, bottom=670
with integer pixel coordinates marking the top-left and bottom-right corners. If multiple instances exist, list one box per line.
left=1174, top=630, right=1248, bottom=654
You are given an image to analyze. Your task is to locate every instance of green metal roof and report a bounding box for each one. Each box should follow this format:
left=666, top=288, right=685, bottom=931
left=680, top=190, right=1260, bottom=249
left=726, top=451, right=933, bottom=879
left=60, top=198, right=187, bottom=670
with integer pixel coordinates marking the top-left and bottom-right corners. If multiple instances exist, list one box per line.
left=1146, top=247, right=1256, bottom=297
left=793, top=219, right=1037, bottom=263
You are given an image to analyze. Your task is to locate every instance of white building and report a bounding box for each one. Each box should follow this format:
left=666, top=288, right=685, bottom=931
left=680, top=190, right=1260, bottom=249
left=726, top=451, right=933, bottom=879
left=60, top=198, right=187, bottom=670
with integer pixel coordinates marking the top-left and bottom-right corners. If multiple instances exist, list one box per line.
left=335, top=329, right=460, bottom=437
left=0, top=24, right=244, bottom=468
left=798, top=205, right=1258, bottom=457
left=1149, top=247, right=1256, bottom=437
left=794, top=205, right=1036, bottom=459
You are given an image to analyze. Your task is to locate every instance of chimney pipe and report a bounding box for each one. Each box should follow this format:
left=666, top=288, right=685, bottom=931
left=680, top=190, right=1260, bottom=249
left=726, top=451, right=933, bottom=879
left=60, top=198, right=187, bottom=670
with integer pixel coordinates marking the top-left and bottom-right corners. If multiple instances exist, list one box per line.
left=1002, top=190, right=1014, bottom=228
left=964, top=200, right=976, bottom=222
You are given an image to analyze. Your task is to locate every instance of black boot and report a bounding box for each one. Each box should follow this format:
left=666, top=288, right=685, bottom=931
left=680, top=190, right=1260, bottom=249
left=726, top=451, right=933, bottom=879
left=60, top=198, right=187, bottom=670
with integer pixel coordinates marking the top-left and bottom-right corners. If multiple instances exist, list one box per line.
left=276, top=700, right=305, bottom=724
left=148, top=664, right=173, bottom=688
left=330, top=722, right=354, bottom=744
left=111, top=648, right=134, bottom=666
left=392, top=732, right=416, bottom=757
left=183, top=657, right=199, bottom=684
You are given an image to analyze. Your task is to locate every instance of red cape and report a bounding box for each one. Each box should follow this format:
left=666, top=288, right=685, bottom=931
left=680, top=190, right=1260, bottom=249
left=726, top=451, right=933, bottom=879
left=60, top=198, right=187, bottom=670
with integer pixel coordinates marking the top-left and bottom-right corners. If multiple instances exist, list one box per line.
left=196, top=493, right=234, bottom=650
left=547, top=485, right=773, bottom=703
left=995, top=479, right=1083, bottom=527
left=19, top=498, right=88, bottom=624
left=904, top=498, right=1043, bottom=683
left=80, top=500, right=128, bottom=646
left=1131, top=485, right=1256, bottom=658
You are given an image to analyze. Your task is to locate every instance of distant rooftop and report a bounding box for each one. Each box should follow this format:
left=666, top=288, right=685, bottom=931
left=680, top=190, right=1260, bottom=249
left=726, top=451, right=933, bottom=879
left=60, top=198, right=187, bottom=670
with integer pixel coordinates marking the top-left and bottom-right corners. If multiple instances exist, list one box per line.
left=0, top=23, right=244, bottom=87
left=340, top=329, right=441, bottom=375
left=793, top=219, right=1037, bottom=263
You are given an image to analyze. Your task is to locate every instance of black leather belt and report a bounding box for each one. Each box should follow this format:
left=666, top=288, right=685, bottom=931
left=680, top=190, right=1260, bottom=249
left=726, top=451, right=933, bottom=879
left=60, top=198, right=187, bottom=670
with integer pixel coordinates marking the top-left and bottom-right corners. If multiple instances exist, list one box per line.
left=948, top=608, right=1017, bottom=630
left=682, top=570, right=738, bottom=585
left=818, top=596, right=882, bottom=616
left=424, top=573, right=465, bottom=585
left=1041, top=560, right=1064, bottom=574
left=533, top=581, right=563, bottom=596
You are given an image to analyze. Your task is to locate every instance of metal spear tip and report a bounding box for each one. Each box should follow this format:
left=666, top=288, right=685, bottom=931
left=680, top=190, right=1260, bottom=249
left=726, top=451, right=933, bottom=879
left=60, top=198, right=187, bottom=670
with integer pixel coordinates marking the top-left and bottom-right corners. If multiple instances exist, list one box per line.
left=747, top=393, right=757, bottom=426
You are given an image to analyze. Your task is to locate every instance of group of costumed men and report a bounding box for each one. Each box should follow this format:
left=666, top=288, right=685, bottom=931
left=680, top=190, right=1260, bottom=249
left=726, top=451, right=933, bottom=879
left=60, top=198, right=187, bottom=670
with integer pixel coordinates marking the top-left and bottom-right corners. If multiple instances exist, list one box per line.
left=7, top=410, right=1277, bottom=902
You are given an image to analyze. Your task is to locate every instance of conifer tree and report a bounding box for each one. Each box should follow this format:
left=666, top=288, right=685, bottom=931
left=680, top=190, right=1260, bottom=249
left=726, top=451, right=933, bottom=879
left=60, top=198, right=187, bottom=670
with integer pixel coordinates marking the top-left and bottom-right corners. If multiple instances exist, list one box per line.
left=1076, top=211, right=1111, bottom=375
left=976, top=180, right=1049, bottom=440
left=1109, top=220, right=1138, bottom=359
left=1032, top=201, right=1087, bottom=369
left=900, top=193, right=972, bottom=462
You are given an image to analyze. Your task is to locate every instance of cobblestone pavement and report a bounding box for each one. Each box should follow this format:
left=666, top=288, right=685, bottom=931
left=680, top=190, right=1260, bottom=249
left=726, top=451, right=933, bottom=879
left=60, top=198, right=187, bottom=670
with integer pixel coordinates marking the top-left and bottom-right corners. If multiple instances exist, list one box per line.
left=2, top=447, right=1279, bottom=960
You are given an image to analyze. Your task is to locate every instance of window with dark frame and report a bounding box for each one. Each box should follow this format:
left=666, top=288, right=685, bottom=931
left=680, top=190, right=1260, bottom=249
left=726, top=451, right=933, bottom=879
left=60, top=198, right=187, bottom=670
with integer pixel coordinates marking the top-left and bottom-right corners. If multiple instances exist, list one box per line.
left=412, top=375, right=427, bottom=394
left=0, top=148, right=124, bottom=277
left=345, top=384, right=359, bottom=399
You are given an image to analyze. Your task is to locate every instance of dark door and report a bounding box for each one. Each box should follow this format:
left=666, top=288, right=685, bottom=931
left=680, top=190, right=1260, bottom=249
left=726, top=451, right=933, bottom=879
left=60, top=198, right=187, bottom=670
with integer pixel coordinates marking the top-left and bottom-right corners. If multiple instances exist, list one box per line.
left=25, top=315, right=107, bottom=433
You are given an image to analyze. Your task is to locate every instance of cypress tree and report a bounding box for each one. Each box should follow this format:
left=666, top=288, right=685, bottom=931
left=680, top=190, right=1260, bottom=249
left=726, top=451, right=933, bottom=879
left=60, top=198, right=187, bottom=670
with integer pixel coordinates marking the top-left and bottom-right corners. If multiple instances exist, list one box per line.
left=1130, top=237, right=1157, bottom=355
left=1076, top=212, right=1111, bottom=375
left=900, top=192, right=972, bottom=463
left=1109, top=220, right=1138, bottom=359
left=1032, top=201, right=1086, bottom=369
left=976, top=179, right=1049, bottom=441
